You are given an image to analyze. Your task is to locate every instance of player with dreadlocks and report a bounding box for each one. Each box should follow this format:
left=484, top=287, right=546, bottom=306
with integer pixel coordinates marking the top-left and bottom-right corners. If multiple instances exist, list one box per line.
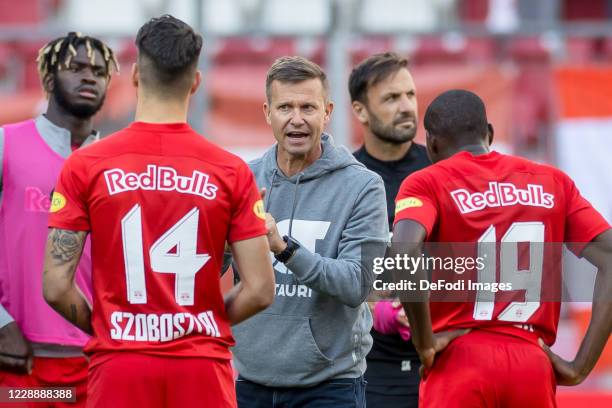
left=0, top=32, right=117, bottom=406
left=36, top=31, right=119, bottom=122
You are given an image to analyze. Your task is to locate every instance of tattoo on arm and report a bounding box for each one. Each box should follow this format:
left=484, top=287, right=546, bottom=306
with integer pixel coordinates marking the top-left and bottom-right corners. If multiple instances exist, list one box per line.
left=49, top=229, right=85, bottom=264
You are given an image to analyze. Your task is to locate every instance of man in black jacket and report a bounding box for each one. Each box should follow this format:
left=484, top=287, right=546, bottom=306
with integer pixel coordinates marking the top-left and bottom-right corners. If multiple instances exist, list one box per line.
left=350, top=52, right=430, bottom=408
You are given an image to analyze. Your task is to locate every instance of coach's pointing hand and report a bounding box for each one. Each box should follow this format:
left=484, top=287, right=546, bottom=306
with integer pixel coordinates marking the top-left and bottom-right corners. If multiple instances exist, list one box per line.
left=259, top=188, right=287, bottom=255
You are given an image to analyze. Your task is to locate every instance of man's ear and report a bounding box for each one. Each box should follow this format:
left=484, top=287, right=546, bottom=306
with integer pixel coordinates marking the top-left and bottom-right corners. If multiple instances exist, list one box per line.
left=263, top=102, right=271, bottom=125
left=190, top=70, right=202, bottom=95
left=428, top=132, right=439, bottom=155
left=324, top=100, right=334, bottom=124
left=425, top=131, right=435, bottom=163
left=43, top=74, right=54, bottom=96
left=131, top=63, right=139, bottom=88
left=351, top=100, right=369, bottom=125
left=487, top=123, right=494, bottom=146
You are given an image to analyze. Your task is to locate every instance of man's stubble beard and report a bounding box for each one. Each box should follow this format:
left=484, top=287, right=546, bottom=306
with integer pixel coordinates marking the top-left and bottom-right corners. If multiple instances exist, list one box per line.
left=52, top=77, right=105, bottom=119
left=368, top=110, right=417, bottom=145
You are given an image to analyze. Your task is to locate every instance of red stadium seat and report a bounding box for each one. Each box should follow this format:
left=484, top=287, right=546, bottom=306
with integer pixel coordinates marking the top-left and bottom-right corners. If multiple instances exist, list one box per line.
left=410, top=36, right=465, bottom=65
left=510, top=65, right=553, bottom=148
left=409, top=36, right=495, bottom=66
left=0, top=0, right=45, bottom=25
left=465, top=37, right=496, bottom=62
left=601, top=37, right=612, bottom=61
left=13, top=41, right=46, bottom=90
left=116, top=40, right=137, bottom=65
left=565, top=38, right=597, bottom=63
left=294, top=37, right=326, bottom=65
left=507, top=37, right=551, bottom=63
left=350, top=36, right=394, bottom=66
left=459, top=0, right=489, bottom=22
left=0, top=43, right=12, bottom=77
left=213, top=37, right=295, bottom=66
left=562, top=0, right=607, bottom=20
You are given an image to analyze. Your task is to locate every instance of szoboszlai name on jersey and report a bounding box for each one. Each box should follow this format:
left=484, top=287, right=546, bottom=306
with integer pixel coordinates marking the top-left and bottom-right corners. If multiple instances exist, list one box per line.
left=110, top=310, right=221, bottom=342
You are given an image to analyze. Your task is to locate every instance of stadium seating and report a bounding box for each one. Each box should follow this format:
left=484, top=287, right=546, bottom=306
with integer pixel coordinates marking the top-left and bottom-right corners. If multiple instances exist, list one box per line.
left=61, top=0, right=146, bottom=34
left=0, top=0, right=46, bottom=25
left=357, top=0, right=439, bottom=33
left=261, top=0, right=330, bottom=35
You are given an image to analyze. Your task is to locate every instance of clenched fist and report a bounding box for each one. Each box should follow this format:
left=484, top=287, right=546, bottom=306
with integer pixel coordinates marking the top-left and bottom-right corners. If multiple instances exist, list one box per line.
left=259, top=188, right=287, bottom=255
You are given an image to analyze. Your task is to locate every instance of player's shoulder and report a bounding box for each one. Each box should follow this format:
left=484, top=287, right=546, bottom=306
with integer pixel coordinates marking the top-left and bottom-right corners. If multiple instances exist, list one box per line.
left=431, top=150, right=563, bottom=176
left=343, top=163, right=386, bottom=196
left=72, top=128, right=130, bottom=158
left=207, top=143, right=251, bottom=172
left=500, top=153, right=571, bottom=183
left=344, top=154, right=383, bottom=180
left=401, top=157, right=440, bottom=184
left=187, top=137, right=250, bottom=174
left=185, top=137, right=255, bottom=185
left=78, top=126, right=246, bottom=167
left=62, top=130, right=128, bottom=175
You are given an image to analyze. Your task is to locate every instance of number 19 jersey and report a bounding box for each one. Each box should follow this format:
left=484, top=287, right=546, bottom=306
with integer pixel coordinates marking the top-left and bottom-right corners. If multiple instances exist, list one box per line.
left=394, top=151, right=610, bottom=345
left=49, top=122, right=266, bottom=360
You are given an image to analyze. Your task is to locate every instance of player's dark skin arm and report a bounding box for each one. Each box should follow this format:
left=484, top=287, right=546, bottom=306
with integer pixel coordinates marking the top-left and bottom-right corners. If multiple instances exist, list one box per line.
left=393, top=219, right=469, bottom=372
left=0, top=322, right=33, bottom=374
left=42, top=228, right=92, bottom=335
left=540, top=229, right=612, bottom=385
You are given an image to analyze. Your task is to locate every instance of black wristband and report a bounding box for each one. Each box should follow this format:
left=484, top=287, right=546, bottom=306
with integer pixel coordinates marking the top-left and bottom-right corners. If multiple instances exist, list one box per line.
left=274, top=235, right=300, bottom=263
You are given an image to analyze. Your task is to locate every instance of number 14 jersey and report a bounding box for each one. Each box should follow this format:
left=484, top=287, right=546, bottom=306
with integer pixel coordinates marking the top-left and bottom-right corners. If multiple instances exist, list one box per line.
left=49, top=122, right=266, bottom=359
left=394, top=151, right=610, bottom=345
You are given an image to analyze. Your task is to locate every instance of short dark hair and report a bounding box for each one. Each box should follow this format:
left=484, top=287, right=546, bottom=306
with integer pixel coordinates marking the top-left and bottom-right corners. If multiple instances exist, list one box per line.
left=135, top=15, right=202, bottom=96
left=265, top=56, right=329, bottom=102
left=348, top=52, right=408, bottom=104
left=37, top=32, right=118, bottom=87
left=424, top=90, right=488, bottom=141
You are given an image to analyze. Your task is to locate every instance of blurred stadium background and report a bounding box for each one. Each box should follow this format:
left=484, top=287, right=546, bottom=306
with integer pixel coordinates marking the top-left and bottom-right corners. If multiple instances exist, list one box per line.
left=1, top=0, right=611, bottom=405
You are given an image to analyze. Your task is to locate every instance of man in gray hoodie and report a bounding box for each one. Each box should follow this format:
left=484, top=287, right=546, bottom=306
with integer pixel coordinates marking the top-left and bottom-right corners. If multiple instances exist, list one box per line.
left=232, top=56, right=388, bottom=407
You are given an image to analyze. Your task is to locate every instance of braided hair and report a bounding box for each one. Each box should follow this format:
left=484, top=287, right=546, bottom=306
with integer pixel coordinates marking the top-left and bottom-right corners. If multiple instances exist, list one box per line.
left=36, top=32, right=119, bottom=88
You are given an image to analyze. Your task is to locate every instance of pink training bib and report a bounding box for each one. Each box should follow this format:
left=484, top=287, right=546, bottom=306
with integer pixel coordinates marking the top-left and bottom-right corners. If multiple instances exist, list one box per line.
left=0, top=119, right=92, bottom=346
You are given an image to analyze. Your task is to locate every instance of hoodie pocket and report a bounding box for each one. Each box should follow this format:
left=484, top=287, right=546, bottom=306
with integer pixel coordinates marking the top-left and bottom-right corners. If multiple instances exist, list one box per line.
left=233, top=314, right=333, bottom=385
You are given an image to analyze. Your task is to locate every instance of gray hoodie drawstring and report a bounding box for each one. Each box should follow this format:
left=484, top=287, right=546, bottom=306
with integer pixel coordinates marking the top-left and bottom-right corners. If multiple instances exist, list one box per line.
left=265, top=169, right=279, bottom=213
left=288, top=172, right=303, bottom=238
left=267, top=169, right=301, bottom=269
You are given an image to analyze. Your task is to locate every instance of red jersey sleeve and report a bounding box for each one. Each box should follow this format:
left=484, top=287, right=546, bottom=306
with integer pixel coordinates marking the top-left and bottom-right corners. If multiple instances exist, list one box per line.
left=393, top=170, right=438, bottom=237
left=48, top=153, right=91, bottom=231
left=561, top=172, right=611, bottom=255
left=227, top=161, right=266, bottom=243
